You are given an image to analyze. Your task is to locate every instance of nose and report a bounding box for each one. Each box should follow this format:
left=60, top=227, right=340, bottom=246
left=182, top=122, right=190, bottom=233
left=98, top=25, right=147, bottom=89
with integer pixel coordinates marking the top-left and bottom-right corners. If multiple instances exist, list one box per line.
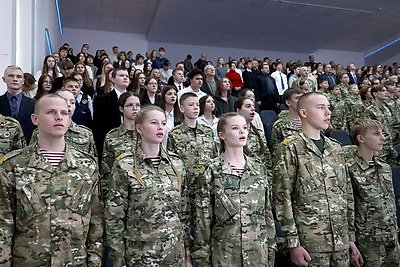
left=381, top=134, right=385, bottom=141
left=326, top=108, right=332, bottom=115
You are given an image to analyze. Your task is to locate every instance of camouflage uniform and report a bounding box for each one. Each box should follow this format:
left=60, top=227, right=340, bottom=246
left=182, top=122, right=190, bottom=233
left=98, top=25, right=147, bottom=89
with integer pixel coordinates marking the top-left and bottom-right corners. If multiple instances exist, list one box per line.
left=338, top=83, right=350, bottom=99
left=31, top=121, right=97, bottom=156
left=105, top=146, right=190, bottom=266
left=385, top=96, right=400, bottom=144
left=167, top=122, right=217, bottom=221
left=192, top=154, right=275, bottom=266
left=343, top=94, right=361, bottom=129
left=350, top=100, right=373, bottom=130
left=101, top=124, right=136, bottom=200
left=292, top=78, right=317, bottom=92
left=344, top=147, right=400, bottom=266
left=271, top=112, right=301, bottom=153
left=327, top=94, right=346, bottom=130
left=360, top=103, right=397, bottom=164
left=247, top=124, right=273, bottom=171
left=0, top=142, right=103, bottom=266
left=273, top=132, right=355, bottom=266
left=0, top=114, right=25, bottom=158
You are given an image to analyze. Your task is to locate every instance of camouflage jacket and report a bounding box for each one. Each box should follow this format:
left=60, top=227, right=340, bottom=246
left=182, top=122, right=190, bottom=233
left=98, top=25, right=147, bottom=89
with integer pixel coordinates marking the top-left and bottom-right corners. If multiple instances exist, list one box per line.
left=31, top=121, right=96, bottom=156
left=0, top=142, right=103, bottom=266
left=192, top=154, right=275, bottom=266
left=167, top=122, right=218, bottom=220
left=273, top=132, right=355, bottom=252
left=344, top=95, right=361, bottom=128
left=105, top=147, right=190, bottom=266
left=327, top=95, right=346, bottom=130
left=338, top=83, right=350, bottom=99
left=101, top=124, right=136, bottom=200
left=247, top=124, right=272, bottom=171
left=345, top=147, right=399, bottom=243
left=0, top=115, right=25, bottom=158
left=271, top=113, right=301, bottom=153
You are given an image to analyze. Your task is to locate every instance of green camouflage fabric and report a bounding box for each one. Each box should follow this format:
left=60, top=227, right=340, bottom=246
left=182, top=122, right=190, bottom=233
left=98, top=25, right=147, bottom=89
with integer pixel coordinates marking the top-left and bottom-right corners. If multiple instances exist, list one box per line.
left=247, top=124, right=273, bottom=171
left=273, top=132, right=355, bottom=253
left=306, top=250, right=349, bottom=267
left=357, top=240, right=400, bottom=266
left=344, top=148, right=399, bottom=264
left=101, top=124, right=136, bottom=200
left=0, top=114, right=25, bottom=158
left=271, top=113, right=301, bottom=153
left=31, top=121, right=96, bottom=156
left=338, top=83, right=350, bottom=99
left=343, top=94, right=361, bottom=129
left=192, top=154, right=275, bottom=266
left=327, top=94, right=346, bottom=130
left=385, top=96, right=400, bottom=144
left=359, top=103, right=397, bottom=164
left=105, top=146, right=190, bottom=267
left=349, top=100, right=373, bottom=131
left=167, top=122, right=217, bottom=222
left=0, top=142, right=103, bottom=266
left=292, top=78, right=317, bottom=91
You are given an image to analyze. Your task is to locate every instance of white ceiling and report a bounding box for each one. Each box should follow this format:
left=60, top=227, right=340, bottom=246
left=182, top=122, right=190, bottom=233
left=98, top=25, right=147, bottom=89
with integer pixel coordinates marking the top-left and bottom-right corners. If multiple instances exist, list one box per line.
left=59, top=0, right=400, bottom=54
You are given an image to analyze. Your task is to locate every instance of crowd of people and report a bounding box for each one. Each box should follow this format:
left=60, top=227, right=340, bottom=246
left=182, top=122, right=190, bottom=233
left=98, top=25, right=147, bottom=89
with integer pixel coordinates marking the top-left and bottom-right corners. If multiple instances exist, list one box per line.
left=0, top=42, right=399, bottom=266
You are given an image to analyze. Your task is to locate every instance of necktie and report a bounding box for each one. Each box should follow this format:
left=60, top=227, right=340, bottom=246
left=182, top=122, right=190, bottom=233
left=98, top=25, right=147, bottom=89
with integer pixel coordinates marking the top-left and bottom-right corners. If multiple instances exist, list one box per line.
left=178, top=85, right=181, bottom=90
left=353, top=73, right=357, bottom=84
left=330, top=75, right=335, bottom=85
left=280, top=72, right=285, bottom=89
left=10, top=96, right=18, bottom=119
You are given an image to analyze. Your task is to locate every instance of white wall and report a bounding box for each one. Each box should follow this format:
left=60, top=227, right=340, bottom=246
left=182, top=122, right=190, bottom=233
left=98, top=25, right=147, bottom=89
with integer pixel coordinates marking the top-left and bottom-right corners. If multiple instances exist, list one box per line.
left=62, top=28, right=148, bottom=58
left=312, top=49, right=365, bottom=68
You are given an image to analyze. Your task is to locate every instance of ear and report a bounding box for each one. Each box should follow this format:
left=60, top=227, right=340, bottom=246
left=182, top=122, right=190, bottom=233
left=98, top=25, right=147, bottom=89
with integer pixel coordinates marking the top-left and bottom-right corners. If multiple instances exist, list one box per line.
left=2, top=77, right=5, bottom=83
left=179, top=104, right=185, bottom=113
left=135, top=124, right=143, bottom=135
left=119, top=106, right=124, bottom=113
left=298, top=108, right=307, bottom=119
left=285, top=99, right=291, bottom=108
left=356, top=134, right=364, bottom=144
left=218, top=131, right=225, bottom=141
left=31, top=114, right=39, bottom=126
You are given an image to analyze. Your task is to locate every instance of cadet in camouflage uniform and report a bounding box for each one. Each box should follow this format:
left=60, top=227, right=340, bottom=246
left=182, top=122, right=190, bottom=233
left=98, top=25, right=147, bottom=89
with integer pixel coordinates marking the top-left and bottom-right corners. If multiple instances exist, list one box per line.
left=167, top=93, right=217, bottom=221
left=271, top=88, right=303, bottom=153
left=101, top=92, right=140, bottom=200
left=0, top=94, right=103, bottom=266
left=349, top=85, right=374, bottom=132
left=0, top=114, right=25, bottom=157
left=273, top=92, right=363, bottom=266
left=346, top=119, right=399, bottom=266
left=192, top=113, right=275, bottom=266
left=326, top=84, right=346, bottom=130
left=343, top=84, right=361, bottom=129
left=359, top=85, right=397, bottom=165
left=106, top=106, right=191, bottom=266
left=384, top=80, right=400, bottom=144
left=235, top=97, right=273, bottom=170
left=337, top=72, right=350, bottom=100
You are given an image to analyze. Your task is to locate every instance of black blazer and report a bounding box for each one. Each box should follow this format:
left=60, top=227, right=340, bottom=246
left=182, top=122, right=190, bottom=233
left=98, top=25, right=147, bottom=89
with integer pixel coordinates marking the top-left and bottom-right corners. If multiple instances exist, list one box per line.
left=0, top=93, right=35, bottom=144
left=200, top=78, right=218, bottom=96
left=348, top=73, right=360, bottom=85
left=93, top=90, right=121, bottom=159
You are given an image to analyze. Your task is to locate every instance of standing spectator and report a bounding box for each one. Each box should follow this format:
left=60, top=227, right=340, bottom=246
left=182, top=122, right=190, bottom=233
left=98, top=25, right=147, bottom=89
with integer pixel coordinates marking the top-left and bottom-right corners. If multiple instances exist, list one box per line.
left=215, top=57, right=227, bottom=79
left=35, top=55, right=61, bottom=81
left=177, top=70, right=207, bottom=103
left=348, top=62, right=360, bottom=85
left=34, top=74, right=53, bottom=100
left=225, top=61, right=243, bottom=97
left=184, top=54, right=193, bottom=74
left=194, top=53, right=208, bottom=71
left=319, top=64, right=338, bottom=86
left=133, top=54, right=144, bottom=71
left=213, top=77, right=236, bottom=116
left=159, top=60, right=172, bottom=85
left=0, top=65, right=35, bottom=144
left=109, top=45, right=119, bottom=64
left=113, top=51, right=127, bottom=69
left=254, top=63, right=280, bottom=112
left=151, top=47, right=169, bottom=70
left=126, top=50, right=135, bottom=65
left=201, top=65, right=218, bottom=96
left=271, top=62, right=288, bottom=97
left=242, top=60, right=257, bottom=91
left=21, top=73, right=37, bottom=99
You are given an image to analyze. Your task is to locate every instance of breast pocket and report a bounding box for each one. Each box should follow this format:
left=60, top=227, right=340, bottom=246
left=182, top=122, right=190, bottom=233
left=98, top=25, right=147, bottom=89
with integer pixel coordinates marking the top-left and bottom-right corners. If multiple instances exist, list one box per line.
left=299, top=161, right=323, bottom=192
left=17, top=183, right=47, bottom=223
left=68, top=180, right=94, bottom=217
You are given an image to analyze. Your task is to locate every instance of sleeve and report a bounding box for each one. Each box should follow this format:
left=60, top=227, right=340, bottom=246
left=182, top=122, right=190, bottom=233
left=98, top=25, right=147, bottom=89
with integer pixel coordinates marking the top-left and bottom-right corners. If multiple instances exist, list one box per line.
left=191, top=167, right=213, bottom=266
left=0, top=166, right=15, bottom=267
left=254, top=76, right=261, bottom=102
left=345, top=164, right=356, bottom=242
left=167, top=131, right=177, bottom=154
left=100, top=138, right=113, bottom=201
left=271, top=122, right=283, bottom=154
left=264, top=166, right=277, bottom=262
left=86, top=169, right=105, bottom=266
left=12, top=122, right=26, bottom=150
left=105, top=161, right=129, bottom=266
left=272, top=142, right=301, bottom=248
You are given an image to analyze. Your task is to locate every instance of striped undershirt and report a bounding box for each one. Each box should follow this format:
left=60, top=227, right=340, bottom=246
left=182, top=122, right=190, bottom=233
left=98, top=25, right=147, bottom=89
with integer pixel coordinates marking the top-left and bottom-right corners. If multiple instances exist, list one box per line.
left=39, top=149, right=65, bottom=167
left=291, top=118, right=302, bottom=129
left=229, top=163, right=245, bottom=176
left=147, top=156, right=161, bottom=169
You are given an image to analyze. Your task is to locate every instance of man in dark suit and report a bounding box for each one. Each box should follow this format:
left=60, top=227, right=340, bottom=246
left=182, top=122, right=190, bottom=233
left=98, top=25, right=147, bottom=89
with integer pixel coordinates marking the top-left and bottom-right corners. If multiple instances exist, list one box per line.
left=255, top=63, right=280, bottom=112
left=93, top=68, right=129, bottom=160
left=319, top=64, right=338, bottom=86
left=347, top=63, right=360, bottom=85
left=0, top=65, right=35, bottom=143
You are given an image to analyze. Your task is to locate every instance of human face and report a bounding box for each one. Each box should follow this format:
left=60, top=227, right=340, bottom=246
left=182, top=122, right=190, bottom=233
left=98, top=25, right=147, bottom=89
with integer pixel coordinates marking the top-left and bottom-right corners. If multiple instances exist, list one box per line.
left=138, top=74, right=146, bottom=87
left=205, top=66, right=215, bottom=77
left=180, top=96, right=199, bottom=119
left=78, top=53, right=85, bottom=63
left=230, top=63, right=236, bottom=71
left=373, top=87, right=388, bottom=101
left=42, top=77, right=53, bottom=92
left=316, top=64, right=323, bottom=73
left=31, top=97, right=70, bottom=138
left=320, top=81, right=329, bottom=90
left=236, top=99, right=255, bottom=122
left=52, top=53, right=60, bottom=62
left=121, top=96, right=141, bottom=121
left=152, top=69, right=160, bottom=78
left=113, top=47, right=119, bottom=54
left=358, top=127, right=385, bottom=152
left=324, top=64, right=332, bottom=74
left=300, top=67, right=308, bottom=77
left=287, top=93, right=303, bottom=110
left=62, top=67, right=74, bottom=77
left=222, top=78, right=231, bottom=91
left=349, top=85, right=359, bottom=95
left=112, top=70, right=129, bottom=90
left=340, top=74, right=349, bottom=84
left=190, top=74, right=203, bottom=90
left=261, top=64, right=270, bottom=75
left=300, top=94, right=331, bottom=130
left=365, top=88, right=373, bottom=100
left=164, top=89, right=177, bottom=105
left=204, top=96, right=215, bottom=113
left=218, top=57, right=224, bottom=65
left=46, top=57, right=56, bottom=69
left=60, top=50, right=68, bottom=59
left=146, top=78, right=158, bottom=93
left=2, top=68, right=24, bottom=92
left=57, top=90, right=76, bottom=115
left=244, top=90, right=255, bottom=102
left=301, top=81, right=309, bottom=90
left=219, top=115, right=248, bottom=149
left=332, top=87, right=341, bottom=97
left=105, top=63, right=113, bottom=74
left=65, top=79, right=81, bottom=97
left=173, top=70, right=184, bottom=83
left=75, top=64, right=85, bottom=74
left=158, top=50, right=165, bottom=58
left=136, top=110, right=166, bottom=144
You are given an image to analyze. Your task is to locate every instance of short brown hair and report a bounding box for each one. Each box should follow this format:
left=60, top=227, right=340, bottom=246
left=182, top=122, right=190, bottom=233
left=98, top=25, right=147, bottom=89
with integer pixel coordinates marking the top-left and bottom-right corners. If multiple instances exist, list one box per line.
left=350, top=119, right=382, bottom=146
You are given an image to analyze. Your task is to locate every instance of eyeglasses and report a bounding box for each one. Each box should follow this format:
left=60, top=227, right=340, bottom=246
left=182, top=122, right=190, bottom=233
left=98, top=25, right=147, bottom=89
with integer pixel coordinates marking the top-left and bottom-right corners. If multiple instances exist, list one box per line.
left=124, top=103, right=141, bottom=109
left=43, top=81, right=53, bottom=85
